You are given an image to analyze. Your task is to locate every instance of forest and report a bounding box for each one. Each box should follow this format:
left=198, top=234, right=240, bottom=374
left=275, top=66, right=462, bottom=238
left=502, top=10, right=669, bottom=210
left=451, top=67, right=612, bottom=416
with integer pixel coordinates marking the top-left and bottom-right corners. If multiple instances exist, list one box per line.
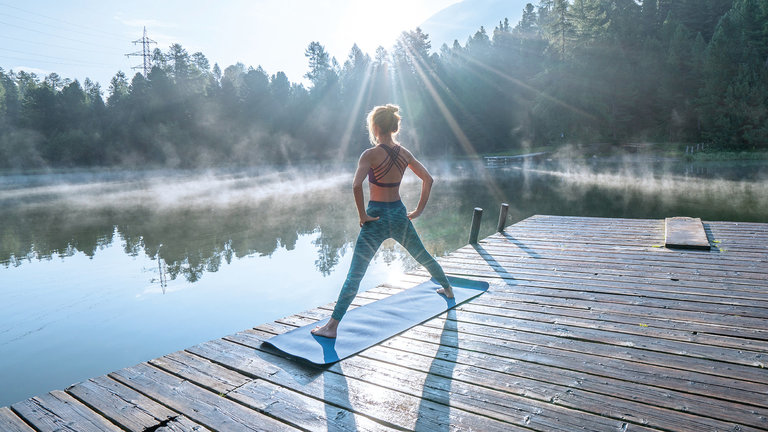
left=0, top=0, right=765, bottom=169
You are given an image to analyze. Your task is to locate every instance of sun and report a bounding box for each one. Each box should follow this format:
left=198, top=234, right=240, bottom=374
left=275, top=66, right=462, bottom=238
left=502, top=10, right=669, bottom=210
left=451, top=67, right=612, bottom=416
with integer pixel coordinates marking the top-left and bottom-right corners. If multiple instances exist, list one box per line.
left=331, top=1, right=457, bottom=57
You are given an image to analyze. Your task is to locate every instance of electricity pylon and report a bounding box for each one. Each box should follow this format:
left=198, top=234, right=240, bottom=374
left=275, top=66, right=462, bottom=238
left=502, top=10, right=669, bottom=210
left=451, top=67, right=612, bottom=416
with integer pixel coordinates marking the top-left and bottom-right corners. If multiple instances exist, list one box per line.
left=126, top=27, right=157, bottom=77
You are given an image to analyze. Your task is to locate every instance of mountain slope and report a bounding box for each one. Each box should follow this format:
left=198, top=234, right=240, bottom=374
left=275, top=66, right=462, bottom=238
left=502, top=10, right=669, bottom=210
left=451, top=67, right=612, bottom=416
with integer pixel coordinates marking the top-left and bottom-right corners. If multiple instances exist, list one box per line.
left=419, top=0, right=531, bottom=50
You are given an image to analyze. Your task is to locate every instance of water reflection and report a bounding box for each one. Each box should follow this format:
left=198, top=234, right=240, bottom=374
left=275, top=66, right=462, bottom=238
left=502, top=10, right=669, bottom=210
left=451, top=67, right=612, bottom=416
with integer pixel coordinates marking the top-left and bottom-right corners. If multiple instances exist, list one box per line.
left=1, top=159, right=767, bottom=281
left=0, top=172, right=362, bottom=282
left=0, top=158, right=766, bottom=407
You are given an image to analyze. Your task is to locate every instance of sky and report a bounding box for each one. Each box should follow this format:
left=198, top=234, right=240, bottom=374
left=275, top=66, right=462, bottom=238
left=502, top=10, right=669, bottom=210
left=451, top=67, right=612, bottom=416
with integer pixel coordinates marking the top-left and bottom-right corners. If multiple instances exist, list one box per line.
left=0, top=0, right=462, bottom=90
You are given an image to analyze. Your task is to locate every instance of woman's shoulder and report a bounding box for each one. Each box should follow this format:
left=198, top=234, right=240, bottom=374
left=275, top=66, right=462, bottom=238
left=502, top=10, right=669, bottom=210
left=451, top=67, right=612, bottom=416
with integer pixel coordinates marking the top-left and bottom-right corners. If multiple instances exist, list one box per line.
left=397, top=144, right=415, bottom=162
left=360, top=147, right=378, bottom=158
left=359, top=147, right=379, bottom=164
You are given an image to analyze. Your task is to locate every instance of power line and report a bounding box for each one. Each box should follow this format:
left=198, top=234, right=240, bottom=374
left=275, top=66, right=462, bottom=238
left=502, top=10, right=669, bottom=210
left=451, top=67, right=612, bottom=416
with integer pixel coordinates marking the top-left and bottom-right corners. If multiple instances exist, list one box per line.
left=0, top=54, right=118, bottom=70
left=126, top=27, right=156, bottom=77
left=0, top=11, right=125, bottom=42
left=0, top=34, right=115, bottom=55
left=0, top=19, right=118, bottom=50
left=0, top=2, right=126, bottom=41
left=0, top=47, right=114, bottom=66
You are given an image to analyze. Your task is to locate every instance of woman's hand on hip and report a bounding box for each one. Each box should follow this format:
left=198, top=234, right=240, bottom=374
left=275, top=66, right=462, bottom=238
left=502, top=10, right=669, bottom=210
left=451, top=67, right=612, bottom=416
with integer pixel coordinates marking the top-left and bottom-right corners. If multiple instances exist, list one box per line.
left=359, top=214, right=380, bottom=227
left=407, top=210, right=422, bottom=220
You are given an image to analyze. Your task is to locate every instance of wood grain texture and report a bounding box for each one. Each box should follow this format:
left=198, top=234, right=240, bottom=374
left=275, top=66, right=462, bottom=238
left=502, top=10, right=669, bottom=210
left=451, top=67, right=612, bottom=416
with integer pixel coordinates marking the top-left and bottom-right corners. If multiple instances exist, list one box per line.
left=2, top=216, right=766, bottom=432
left=11, top=390, right=122, bottom=432
left=0, top=406, right=34, bottom=432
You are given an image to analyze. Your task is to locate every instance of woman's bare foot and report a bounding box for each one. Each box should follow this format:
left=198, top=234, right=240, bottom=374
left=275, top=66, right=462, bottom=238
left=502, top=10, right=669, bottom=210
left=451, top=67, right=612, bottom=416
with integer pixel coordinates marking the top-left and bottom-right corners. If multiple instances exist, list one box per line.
left=311, top=318, right=339, bottom=338
left=436, top=285, right=454, bottom=298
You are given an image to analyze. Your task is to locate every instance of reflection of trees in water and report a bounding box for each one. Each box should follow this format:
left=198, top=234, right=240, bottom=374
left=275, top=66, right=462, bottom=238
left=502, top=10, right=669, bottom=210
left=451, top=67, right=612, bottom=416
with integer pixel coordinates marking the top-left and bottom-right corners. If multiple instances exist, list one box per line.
left=313, top=232, right=347, bottom=277
left=0, top=170, right=537, bottom=278
left=0, top=183, right=364, bottom=281
left=2, top=162, right=766, bottom=280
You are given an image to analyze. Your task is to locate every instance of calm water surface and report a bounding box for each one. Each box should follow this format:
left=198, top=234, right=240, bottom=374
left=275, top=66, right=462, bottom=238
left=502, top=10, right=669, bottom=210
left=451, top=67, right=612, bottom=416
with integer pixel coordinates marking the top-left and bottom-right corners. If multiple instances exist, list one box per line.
left=1, top=157, right=766, bottom=406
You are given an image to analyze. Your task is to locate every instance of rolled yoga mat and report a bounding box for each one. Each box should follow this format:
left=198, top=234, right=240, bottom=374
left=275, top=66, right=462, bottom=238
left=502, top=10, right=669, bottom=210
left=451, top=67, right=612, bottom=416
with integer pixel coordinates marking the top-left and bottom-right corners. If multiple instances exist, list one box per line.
left=263, top=276, right=489, bottom=365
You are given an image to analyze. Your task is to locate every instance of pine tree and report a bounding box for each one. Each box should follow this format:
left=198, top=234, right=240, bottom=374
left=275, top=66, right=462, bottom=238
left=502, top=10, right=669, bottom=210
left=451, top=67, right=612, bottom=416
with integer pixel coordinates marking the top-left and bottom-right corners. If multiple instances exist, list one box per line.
left=304, top=41, right=334, bottom=90
left=570, top=0, right=608, bottom=46
left=641, top=0, right=659, bottom=37
left=547, top=0, right=573, bottom=60
left=700, top=0, right=768, bottom=149
left=515, top=4, right=538, bottom=37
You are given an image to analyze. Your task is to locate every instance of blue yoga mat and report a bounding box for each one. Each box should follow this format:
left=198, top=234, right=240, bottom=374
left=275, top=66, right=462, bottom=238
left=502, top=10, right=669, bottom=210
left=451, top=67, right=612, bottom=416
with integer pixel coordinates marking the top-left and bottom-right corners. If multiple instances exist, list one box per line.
left=263, top=276, right=489, bottom=365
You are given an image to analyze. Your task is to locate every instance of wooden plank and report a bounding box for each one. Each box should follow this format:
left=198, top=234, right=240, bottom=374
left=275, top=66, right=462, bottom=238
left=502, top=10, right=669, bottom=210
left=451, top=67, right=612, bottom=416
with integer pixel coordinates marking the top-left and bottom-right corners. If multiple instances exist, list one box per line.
left=523, top=215, right=768, bottom=238
left=464, top=296, right=768, bottom=348
left=282, top=300, right=766, bottom=412
left=466, top=243, right=765, bottom=277
left=467, top=246, right=767, bottom=281
left=153, top=416, right=212, bottom=432
left=352, top=286, right=768, bottom=352
left=110, top=363, right=298, bottom=432
left=370, top=280, right=768, bottom=339
left=230, top=376, right=399, bottom=432
left=279, top=311, right=768, bottom=406
left=354, top=339, right=765, bottom=431
left=437, top=307, right=767, bottom=378
left=463, top=238, right=766, bottom=273
left=3, top=215, right=767, bottom=432
left=260, top=316, right=768, bottom=413
left=484, top=233, right=767, bottom=263
left=66, top=375, right=180, bottom=432
left=0, top=406, right=34, bottom=432
left=428, top=266, right=768, bottom=318
left=150, top=349, right=396, bottom=432
left=189, top=338, right=525, bottom=431
left=417, top=317, right=768, bottom=400
left=11, top=390, right=122, bottom=432
left=369, top=332, right=768, bottom=430
left=458, top=300, right=768, bottom=353
left=444, top=254, right=768, bottom=293
left=664, top=216, right=709, bottom=250
left=505, top=222, right=766, bottom=249
left=260, top=328, right=765, bottom=430
left=226, top=329, right=662, bottom=432
left=449, top=280, right=768, bottom=330
left=448, top=248, right=768, bottom=285
left=443, top=251, right=768, bottom=295
left=149, top=350, right=253, bottom=395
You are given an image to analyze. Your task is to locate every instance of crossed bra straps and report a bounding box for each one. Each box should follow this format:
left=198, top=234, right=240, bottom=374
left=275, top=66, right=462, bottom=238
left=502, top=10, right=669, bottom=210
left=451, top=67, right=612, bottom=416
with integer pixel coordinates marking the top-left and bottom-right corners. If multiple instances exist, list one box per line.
left=368, top=144, right=407, bottom=188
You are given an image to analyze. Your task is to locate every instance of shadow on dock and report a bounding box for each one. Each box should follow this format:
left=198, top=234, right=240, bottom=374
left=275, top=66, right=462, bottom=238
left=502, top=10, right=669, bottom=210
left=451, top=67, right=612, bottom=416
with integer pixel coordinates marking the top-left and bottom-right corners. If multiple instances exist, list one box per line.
left=500, top=231, right=540, bottom=258
left=415, top=308, right=458, bottom=432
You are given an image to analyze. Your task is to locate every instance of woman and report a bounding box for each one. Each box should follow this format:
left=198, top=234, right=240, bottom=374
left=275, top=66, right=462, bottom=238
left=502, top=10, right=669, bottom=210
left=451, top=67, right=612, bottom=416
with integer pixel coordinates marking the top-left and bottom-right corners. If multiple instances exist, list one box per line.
left=311, top=104, right=453, bottom=339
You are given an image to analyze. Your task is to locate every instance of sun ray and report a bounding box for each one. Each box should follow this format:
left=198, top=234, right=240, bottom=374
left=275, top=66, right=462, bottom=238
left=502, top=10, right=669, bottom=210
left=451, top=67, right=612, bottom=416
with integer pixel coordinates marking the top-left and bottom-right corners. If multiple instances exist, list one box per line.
left=391, top=55, right=420, bottom=150
left=337, top=62, right=374, bottom=159
left=400, top=41, right=507, bottom=206
left=453, top=49, right=598, bottom=122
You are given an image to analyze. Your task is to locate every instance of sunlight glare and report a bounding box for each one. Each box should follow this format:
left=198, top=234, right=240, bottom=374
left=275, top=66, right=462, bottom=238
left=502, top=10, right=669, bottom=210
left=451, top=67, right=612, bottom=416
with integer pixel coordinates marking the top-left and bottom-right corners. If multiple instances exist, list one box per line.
left=400, top=42, right=507, bottom=204
left=338, top=62, right=375, bottom=159
left=332, top=1, right=461, bottom=55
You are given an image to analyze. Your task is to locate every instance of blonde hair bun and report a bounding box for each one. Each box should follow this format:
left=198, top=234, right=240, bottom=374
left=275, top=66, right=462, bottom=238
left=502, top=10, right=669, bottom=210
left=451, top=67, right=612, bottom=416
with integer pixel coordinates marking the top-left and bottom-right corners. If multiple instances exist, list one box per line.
left=367, top=104, right=402, bottom=145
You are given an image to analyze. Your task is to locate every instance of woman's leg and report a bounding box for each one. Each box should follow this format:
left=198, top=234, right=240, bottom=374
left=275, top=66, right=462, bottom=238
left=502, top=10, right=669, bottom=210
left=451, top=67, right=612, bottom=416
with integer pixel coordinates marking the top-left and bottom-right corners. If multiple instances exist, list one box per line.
left=330, top=220, right=386, bottom=321
left=397, top=218, right=453, bottom=295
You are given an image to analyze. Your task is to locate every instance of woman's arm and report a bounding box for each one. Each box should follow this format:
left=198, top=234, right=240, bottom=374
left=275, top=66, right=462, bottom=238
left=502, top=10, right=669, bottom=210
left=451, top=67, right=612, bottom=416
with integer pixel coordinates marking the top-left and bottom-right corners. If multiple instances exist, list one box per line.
left=352, top=151, right=380, bottom=227
left=406, top=155, right=434, bottom=220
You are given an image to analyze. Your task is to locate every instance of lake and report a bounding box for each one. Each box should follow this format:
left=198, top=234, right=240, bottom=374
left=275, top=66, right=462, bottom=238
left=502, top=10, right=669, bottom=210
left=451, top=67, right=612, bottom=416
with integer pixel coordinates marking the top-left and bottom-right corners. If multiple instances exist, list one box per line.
left=1, top=156, right=767, bottom=406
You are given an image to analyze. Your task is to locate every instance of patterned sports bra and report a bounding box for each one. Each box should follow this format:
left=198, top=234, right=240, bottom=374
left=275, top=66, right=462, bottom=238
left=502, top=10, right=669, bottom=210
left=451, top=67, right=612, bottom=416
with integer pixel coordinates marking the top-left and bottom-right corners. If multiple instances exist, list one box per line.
left=368, top=144, right=407, bottom=188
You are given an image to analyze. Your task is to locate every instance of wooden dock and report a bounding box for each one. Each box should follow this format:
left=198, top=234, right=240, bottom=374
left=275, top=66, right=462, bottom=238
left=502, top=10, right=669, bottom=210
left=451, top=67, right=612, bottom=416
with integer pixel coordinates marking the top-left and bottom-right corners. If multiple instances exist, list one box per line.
left=2, top=215, right=767, bottom=431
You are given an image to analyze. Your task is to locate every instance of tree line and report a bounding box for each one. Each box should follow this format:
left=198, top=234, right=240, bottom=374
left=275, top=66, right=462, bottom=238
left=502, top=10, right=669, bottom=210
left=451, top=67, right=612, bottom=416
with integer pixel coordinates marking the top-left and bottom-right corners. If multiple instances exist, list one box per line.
left=0, top=0, right=765, bottom=170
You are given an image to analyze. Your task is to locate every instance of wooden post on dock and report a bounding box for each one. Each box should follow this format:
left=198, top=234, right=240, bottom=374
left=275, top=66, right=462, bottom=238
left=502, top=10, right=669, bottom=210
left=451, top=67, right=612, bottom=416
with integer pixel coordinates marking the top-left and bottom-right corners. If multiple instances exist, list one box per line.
left=469, top=207, right=483, bottom=244
left=497, top=203, right=509, bottom=232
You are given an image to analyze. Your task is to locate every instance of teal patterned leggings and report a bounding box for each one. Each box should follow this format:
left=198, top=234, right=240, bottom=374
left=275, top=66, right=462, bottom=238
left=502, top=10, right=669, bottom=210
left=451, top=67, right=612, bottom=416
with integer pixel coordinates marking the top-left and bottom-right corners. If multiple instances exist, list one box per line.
left=331, top=200, right=451, bottom=321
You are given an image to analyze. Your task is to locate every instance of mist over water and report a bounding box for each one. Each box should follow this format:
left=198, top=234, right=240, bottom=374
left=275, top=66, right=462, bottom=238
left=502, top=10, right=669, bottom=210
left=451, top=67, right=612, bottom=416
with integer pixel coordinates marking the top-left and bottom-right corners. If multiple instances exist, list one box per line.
left=0, top=157, right=766, bottom=407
